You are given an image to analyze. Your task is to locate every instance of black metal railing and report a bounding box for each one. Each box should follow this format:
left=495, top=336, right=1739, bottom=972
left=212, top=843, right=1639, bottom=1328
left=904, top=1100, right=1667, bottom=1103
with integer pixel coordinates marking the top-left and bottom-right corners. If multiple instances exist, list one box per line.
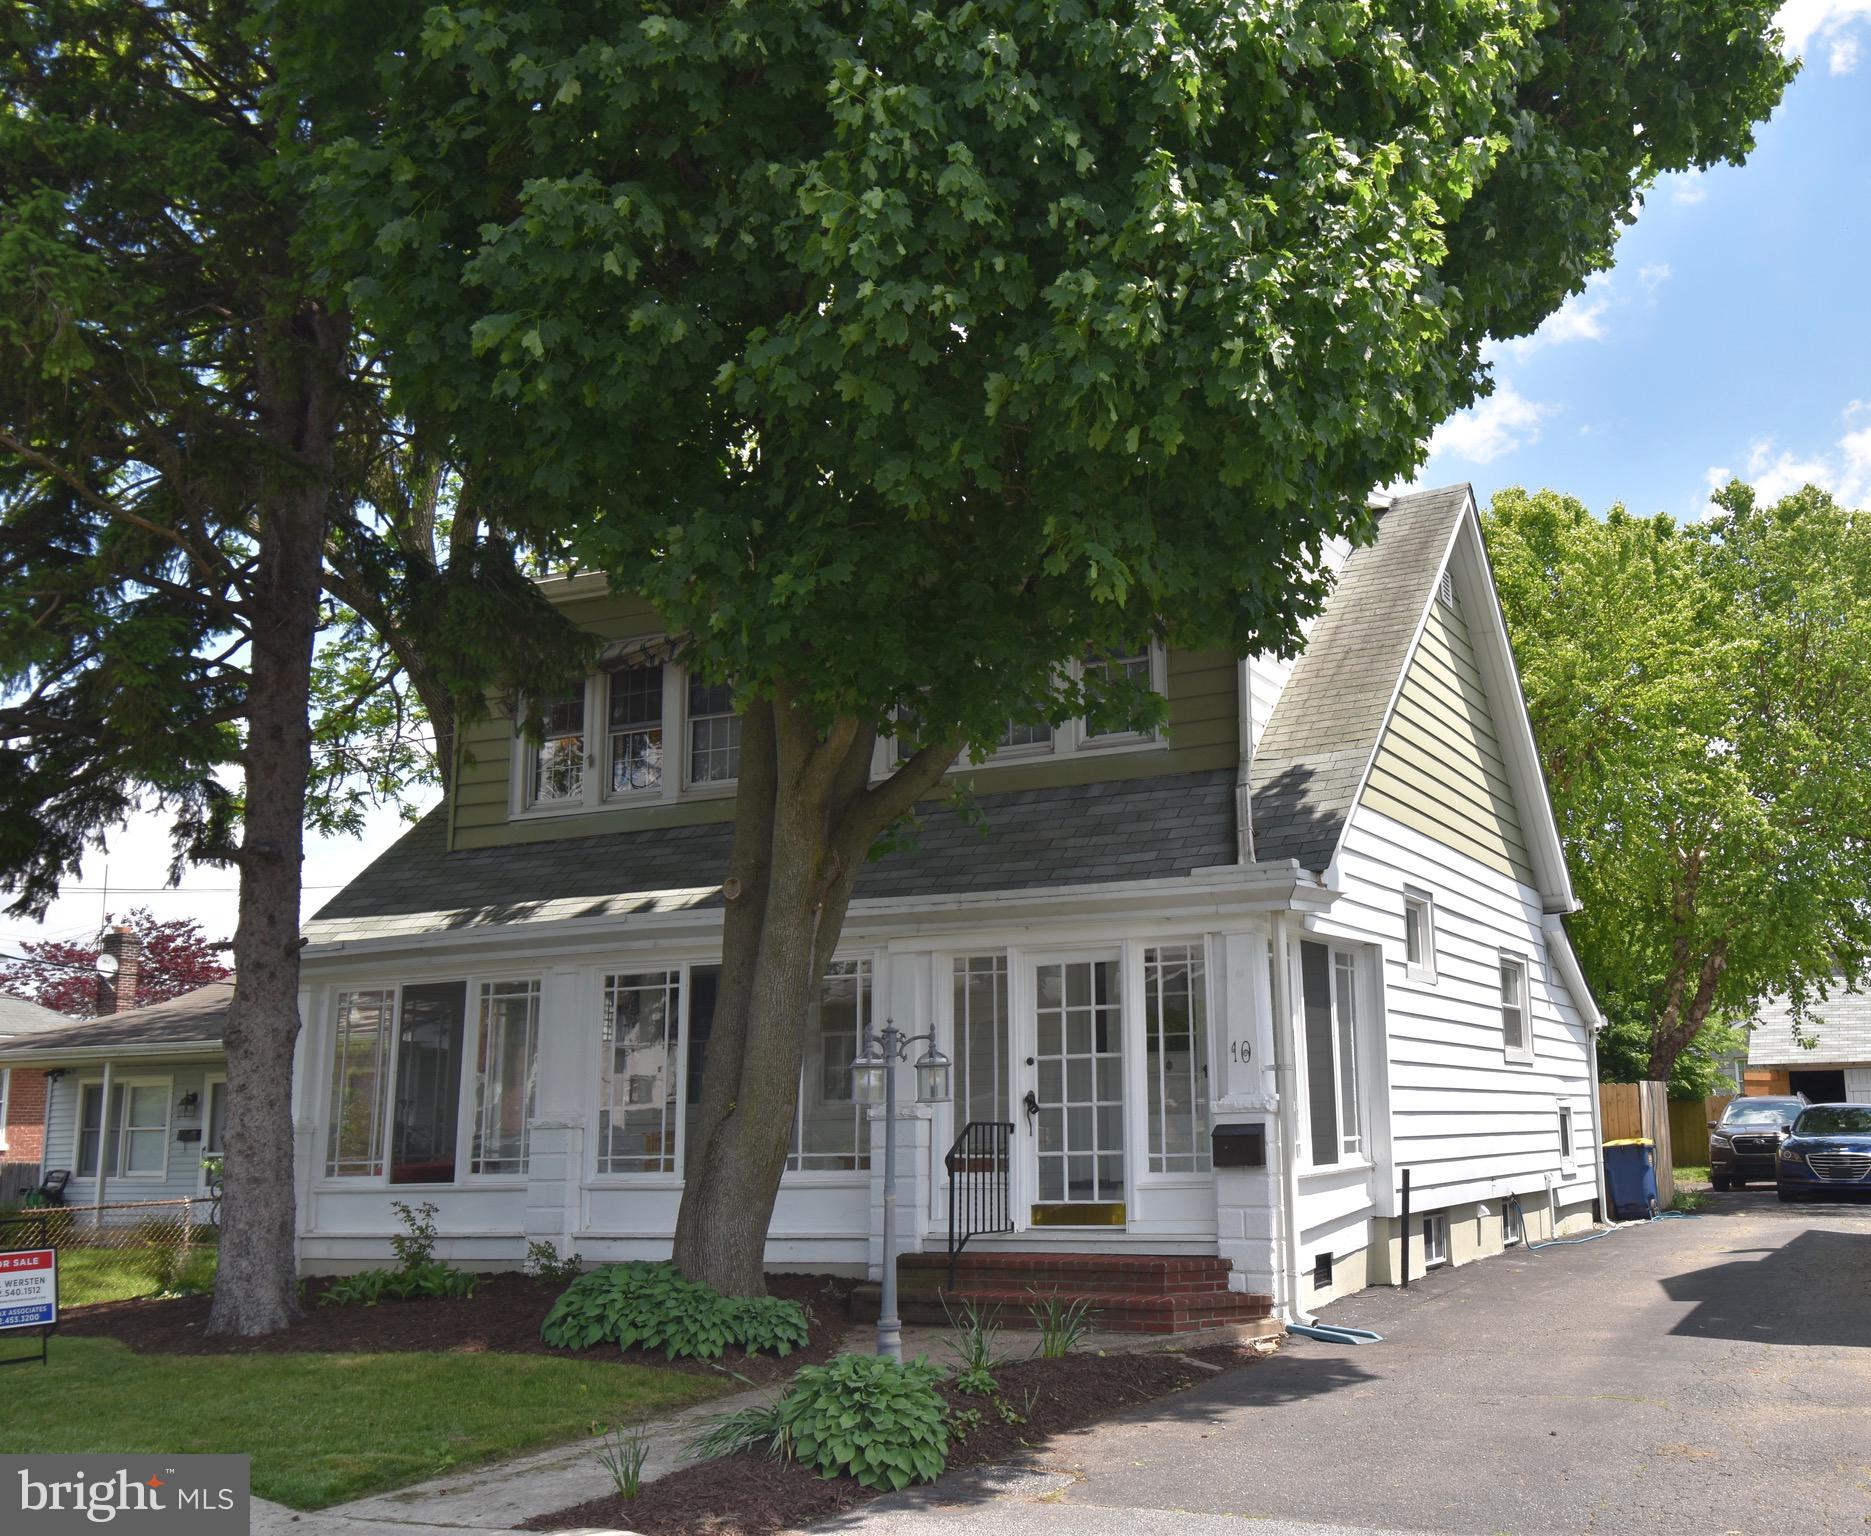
left=945, top=1120, right=1014, bottom=1288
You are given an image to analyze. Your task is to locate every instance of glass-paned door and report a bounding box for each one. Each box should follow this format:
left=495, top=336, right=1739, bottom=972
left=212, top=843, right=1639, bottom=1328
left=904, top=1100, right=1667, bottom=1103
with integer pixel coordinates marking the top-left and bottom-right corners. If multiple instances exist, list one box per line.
left=1031, top=955, right=1125, bottom=1224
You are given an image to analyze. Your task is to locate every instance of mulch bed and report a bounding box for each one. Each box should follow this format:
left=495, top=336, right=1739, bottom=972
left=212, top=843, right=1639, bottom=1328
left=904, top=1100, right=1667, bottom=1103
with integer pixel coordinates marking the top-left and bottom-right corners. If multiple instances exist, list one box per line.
left=58, top=1270, right=860, bottom=1386
left=522, top=1342, right=1262, bottom=1536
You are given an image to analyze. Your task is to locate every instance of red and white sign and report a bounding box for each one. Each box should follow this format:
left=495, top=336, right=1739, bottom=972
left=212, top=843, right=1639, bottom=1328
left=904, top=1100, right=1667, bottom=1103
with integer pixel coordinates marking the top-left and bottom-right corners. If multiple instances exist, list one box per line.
left=0, top=1249, right=58, bottom=1331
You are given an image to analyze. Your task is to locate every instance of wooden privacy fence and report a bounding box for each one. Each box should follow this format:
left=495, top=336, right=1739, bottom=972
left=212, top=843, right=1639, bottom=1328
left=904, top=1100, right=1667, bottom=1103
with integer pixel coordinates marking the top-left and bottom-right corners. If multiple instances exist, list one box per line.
left=1597, top=1080, right=1675, bottom=1210
left=1668, top=1095, right=1733, bottom=1168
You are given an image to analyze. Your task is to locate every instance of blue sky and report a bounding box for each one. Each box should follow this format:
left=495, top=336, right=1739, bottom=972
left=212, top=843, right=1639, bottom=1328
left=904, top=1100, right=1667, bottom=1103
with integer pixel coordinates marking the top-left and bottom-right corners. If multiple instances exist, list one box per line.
left=1415, top=2, right=1871, bottom=519
left=2, top=7, right=1866, bottom=957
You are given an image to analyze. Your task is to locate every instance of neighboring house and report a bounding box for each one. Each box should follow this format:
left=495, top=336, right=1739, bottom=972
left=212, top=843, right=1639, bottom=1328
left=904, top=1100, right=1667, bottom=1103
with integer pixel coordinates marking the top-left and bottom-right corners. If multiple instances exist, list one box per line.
left=0, top=983, right=232, bottom=1209
left=290, top=483, right=1605, bottom=1317
left=0, top=992, right=68, bottom=1188
left=1746, top=989, right=1871, bottom=1103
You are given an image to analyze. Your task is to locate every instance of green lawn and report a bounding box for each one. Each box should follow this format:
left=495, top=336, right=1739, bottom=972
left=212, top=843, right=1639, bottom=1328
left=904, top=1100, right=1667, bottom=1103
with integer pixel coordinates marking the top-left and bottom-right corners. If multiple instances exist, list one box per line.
left=0, top=1339, right=721, bottom=1509
left=56, top=1245, right=219, bottom=1306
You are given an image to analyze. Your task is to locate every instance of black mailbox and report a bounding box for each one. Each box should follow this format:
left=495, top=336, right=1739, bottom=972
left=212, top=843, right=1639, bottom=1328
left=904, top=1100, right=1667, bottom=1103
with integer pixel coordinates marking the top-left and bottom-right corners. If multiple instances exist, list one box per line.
left=1211, top=1122, right=1266, bottom=1169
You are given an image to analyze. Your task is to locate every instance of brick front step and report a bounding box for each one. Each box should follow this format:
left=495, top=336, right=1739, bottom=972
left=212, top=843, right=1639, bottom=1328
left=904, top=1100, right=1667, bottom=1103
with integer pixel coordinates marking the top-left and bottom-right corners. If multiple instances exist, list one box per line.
left=849, top=1282, right=1274, bottom=1334
left=894, top=1252, right=1238, bottom=1297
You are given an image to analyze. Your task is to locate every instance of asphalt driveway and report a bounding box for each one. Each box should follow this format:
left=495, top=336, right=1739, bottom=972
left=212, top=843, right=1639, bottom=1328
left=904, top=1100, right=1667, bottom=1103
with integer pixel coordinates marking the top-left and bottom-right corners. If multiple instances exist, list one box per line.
left=823, top=1190, right=1871, bottom=1536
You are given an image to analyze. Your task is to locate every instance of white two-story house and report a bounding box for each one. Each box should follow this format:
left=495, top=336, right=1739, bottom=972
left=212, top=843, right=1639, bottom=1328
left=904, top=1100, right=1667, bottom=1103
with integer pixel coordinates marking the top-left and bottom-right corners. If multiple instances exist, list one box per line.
left=285, top=483, right=1606, bottom=1323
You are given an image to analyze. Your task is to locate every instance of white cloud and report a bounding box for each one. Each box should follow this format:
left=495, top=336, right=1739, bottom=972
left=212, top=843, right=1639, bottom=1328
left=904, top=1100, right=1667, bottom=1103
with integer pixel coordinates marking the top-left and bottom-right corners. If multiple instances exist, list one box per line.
left=1776, top=1, right=1871, bottom=55
left=1833, top=32, right=1863, bottom=70
left=1426, top=382, right=1555, bottom=466
left=1497, top=273, right=1614, bottom=361
left=1670, top=168, right=1709, bottom=206
left=1639, top=262, right=1672, bottom=293
left=1709, top=404, right=1871, bottom=512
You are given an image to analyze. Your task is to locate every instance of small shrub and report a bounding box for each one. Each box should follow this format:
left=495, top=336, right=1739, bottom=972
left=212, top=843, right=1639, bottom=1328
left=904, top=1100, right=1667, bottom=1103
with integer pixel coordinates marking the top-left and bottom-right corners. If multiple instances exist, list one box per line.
left=540, top=1263, right=808, bottom=1361
left=942, top=1299, right=1006, bottom=1396
left=389, top=1200, right=440, bottom=1269
left=777, top=1353, right=948, bottom=1491
left=1028, top=1291, right=1096, bottom=1359
left=319, top=1270, right=391, bottom=1308
left=685, top=1391, right=788, bottom=1461
left=594, top=1425, right=651, bottom=1499
left=524, top=1240, right=584, bottom=1286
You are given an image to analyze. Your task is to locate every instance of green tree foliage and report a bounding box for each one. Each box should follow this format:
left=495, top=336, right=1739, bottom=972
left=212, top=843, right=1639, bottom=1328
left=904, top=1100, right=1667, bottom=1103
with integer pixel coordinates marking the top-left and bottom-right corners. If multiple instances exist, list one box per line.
left=1486, top=484, right=1871, bottom=1084
left=292, top=0, right=1794, bottom=1292
left=0, top=0, right=589, bottom=1333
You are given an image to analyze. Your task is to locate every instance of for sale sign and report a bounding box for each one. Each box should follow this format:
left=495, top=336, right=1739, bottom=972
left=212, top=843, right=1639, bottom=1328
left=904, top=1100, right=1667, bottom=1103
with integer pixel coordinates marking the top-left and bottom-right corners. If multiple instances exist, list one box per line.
left=0, top=1249, right=57, bottom=1331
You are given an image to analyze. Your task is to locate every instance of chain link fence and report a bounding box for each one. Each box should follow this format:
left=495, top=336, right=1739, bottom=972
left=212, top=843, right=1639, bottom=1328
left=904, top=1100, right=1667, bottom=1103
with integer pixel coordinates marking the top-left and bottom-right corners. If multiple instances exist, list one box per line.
left=0, top=1197, right=219, bottom=1306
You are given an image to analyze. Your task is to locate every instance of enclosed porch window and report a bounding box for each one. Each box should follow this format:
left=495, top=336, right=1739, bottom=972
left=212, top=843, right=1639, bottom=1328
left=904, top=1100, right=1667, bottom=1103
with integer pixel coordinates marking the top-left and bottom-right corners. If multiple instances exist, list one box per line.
left=1143, top=944, right=1211, bottom=1173
left=324, top=978, right=542, bottom=1181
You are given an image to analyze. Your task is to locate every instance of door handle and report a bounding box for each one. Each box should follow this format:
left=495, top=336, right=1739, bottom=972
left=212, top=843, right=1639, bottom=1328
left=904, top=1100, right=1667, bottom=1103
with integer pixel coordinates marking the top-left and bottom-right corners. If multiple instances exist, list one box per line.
left=1022, top=1089, right=1040, bottom=1131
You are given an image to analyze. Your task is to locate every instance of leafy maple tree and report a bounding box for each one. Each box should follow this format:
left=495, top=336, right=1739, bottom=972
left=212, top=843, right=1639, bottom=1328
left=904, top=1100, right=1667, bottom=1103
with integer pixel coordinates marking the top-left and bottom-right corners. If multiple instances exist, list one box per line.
left=0, top=909, right=232, bottom=1018
left=298, top=0, right=1796, bottom=1293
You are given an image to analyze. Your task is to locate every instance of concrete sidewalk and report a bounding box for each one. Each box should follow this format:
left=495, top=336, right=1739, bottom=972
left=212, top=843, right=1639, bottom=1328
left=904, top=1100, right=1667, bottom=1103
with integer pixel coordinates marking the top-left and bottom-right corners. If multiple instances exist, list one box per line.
left=250, top=1383, right=772, bottom=1536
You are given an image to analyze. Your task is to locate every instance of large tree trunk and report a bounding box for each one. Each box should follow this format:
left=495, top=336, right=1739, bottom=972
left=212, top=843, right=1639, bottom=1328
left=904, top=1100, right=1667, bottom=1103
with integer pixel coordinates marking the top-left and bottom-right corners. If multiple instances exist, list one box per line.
left=208, top=302, right=348, bottom=1336
left=1647, top=942, right=1730, bottom=1084
left=671, top=693, right=954, bottom=1295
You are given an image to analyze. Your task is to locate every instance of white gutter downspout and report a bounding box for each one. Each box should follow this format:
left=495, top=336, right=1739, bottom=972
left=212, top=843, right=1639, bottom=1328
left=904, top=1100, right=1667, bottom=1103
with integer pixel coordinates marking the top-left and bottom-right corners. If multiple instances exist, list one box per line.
left=1235, top=658, right=1256, bottom=863
left=1544, top=914, right=1611, bottom=1226
left=1271, top=915, right=1315, bottom=1326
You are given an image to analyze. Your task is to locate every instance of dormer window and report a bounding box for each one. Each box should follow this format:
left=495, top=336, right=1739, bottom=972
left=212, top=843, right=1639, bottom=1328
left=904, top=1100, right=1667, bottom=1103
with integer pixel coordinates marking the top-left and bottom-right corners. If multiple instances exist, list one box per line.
left=1081, top=645, right=1157, bottom=746
left=607, top=666, right=664, bottom=794
left=686, top=677, right=741, bottom=785
left=515, top=644, right=738, bottom=818
left=531, top=689, right=587, bottom=806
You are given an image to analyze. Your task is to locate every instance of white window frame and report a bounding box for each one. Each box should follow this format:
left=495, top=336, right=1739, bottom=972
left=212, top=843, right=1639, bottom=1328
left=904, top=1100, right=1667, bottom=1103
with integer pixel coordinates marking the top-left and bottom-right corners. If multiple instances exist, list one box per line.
left=1422, top=1210, right=1450, bottom=1268
left=1402, top=887, right=1437, bottom=984
left=1502, top=1199, right=1522, bottom=1246
left=510, top=647, right=740, bottom=822
left=899, top=642, right=1172, bottom=777
left=76, top=1078, right=120, bottom=1179
left=0, top=1066, right=9, bottom=1153
left=1500, top=952, right=1534, bottom=1064
left=1558, top=1102, right=1576, bottom=1172
left=114, top=1075, right=174, bottom=1181
left=1299, top=940, right=1367, bottom=1170
left=321, top=977, right=540, bottom=1188
left=466, top=977, right=543, bottom=1179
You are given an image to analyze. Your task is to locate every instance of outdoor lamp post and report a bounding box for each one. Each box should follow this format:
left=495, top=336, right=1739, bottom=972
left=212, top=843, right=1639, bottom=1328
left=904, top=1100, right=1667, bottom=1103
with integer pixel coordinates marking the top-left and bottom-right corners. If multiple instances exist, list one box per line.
left=851, top=1018, right=951, bottom=1361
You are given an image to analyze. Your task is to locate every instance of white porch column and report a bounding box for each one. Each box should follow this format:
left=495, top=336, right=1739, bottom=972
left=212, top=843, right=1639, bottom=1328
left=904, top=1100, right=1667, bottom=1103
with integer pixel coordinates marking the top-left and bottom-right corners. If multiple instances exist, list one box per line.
left=1210, top=924, right=1281, bottom=1298
left=867, top=950, right=934, bottom=1282
left=524, top=964, right=587, bottom=1259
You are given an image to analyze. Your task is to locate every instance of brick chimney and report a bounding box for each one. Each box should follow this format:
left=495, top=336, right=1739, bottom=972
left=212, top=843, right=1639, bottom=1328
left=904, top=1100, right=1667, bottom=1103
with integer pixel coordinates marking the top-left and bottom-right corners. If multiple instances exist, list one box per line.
left=97, top=926, right=143, bottom=1016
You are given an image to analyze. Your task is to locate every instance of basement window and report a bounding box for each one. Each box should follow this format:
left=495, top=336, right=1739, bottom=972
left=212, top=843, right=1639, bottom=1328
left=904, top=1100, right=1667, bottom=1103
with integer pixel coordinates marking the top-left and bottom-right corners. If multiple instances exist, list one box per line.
left=1422, top=1212, right=1450, bottom=1269
left=1503, top=1200, right=1523, bottom=1247
left=1312, top=1252, right=1333, bottom=1290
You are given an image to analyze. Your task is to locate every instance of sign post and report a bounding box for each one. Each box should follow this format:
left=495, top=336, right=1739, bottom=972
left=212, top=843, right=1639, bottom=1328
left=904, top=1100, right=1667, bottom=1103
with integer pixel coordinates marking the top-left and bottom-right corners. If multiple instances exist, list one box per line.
left=0, top=1248, right=58, bottom=1367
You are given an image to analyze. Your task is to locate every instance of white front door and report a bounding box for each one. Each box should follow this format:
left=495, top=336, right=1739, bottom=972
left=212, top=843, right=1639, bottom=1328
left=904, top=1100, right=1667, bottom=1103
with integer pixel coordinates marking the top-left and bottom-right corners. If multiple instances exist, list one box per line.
left=1027, top=952, right=1127, bottom=1227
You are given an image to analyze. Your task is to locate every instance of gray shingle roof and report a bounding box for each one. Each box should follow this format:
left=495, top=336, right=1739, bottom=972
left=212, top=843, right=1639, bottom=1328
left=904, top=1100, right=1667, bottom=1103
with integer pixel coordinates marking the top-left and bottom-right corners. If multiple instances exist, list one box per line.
left=0, top=981, right=231, bottom=1059
left=1249, top=483, right=1472, bottom=871
left=1748, top=986, right=1871, bottom=1066
left=305, top=769, right=1240, bottom=946
left=0, top=992, right=68, bottom=1037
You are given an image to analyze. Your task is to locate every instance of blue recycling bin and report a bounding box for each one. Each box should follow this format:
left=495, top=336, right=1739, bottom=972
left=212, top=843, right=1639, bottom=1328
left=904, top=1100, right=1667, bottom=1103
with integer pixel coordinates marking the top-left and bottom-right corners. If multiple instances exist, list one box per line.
left=1602, top=1138, right=1659, bottom=1221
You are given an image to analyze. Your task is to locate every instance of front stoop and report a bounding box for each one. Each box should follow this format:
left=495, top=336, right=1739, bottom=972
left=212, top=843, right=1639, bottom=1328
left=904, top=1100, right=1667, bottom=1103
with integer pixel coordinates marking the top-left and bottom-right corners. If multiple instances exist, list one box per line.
left=849, top=1252, right=1275, bottom=1335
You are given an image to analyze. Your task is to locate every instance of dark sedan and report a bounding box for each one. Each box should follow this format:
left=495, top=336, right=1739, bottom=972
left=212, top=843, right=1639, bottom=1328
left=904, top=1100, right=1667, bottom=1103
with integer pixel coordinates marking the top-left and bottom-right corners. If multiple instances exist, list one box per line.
left=1777, top=1104, right=1871, bottom=1201
left=1709, top=1097, right=1805, bottom=1189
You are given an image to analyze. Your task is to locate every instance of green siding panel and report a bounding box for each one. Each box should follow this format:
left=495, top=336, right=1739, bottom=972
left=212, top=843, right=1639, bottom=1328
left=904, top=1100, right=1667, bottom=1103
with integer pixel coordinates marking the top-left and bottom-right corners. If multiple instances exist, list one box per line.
left=449, top=628, right=1240, bottom=852
left=1363, top=599, right=1536, bottom=885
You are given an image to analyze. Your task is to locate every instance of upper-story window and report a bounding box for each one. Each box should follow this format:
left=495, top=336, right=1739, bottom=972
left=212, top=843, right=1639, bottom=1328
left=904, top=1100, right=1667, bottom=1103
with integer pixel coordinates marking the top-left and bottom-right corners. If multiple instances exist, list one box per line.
left=687, top=676, right=741, bottom=785
left=531, top=688, right=588, bottom=805
left=607, top=666, right=664, bottom=793
left=900, top=641, right=1169, bottom=772
left=517, top=649, right=738, bottom=817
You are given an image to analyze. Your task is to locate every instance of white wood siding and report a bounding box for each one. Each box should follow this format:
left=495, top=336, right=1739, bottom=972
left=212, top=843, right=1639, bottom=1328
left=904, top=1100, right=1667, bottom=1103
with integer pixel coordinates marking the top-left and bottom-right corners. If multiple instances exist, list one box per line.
left=1327, top=806, right=1598, bottom=1214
